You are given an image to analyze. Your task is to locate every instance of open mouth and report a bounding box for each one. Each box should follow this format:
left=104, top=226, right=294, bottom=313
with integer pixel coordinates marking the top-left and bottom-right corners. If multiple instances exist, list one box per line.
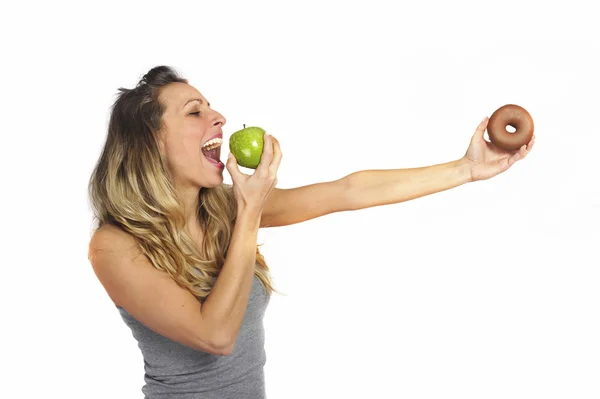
left=201, top=137, right=223, bottom=167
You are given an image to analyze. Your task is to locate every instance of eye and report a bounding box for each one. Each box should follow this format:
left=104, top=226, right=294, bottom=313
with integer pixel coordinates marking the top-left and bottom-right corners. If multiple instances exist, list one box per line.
left=189, top=111, right=200, bottom=117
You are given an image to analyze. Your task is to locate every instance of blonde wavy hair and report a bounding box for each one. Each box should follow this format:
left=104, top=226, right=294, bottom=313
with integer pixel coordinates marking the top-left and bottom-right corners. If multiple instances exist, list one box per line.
left=88, top=66, right=275, bottom=301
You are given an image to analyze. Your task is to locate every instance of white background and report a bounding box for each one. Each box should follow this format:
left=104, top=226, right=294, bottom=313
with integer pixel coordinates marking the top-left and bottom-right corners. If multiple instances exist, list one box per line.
left=2, top=1, right=599, bottom=398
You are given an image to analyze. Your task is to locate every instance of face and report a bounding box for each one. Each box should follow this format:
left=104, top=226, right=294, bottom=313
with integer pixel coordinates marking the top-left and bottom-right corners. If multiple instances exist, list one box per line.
left=158, top=82, right=226, bottom=191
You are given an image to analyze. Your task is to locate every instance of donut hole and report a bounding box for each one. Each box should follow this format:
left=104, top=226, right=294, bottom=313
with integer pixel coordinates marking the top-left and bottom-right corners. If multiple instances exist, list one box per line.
left=505, top=124, right=517, bottom=133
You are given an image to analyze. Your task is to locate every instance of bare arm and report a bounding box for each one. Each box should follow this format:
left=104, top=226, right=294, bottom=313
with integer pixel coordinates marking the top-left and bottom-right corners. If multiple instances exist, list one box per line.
left=198, top=209, right=261, bottom=351
left=260, top=159, right=471, bottom=227
left=343, top=158, right=472, bottom=210
left=260, top=178, right=348, bottom=228
left=89, top=210, right=261, bottom=356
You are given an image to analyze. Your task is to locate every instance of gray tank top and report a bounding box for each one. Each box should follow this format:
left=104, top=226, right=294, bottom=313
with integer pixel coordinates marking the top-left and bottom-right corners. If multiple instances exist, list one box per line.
left=117, top=274, right=271, bottom=398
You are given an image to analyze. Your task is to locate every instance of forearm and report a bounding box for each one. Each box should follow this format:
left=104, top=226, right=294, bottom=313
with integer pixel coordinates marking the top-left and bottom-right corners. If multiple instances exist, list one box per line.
left=200, top=208, right=261, bottom=349
left=345, top=158, right=472, bottom=210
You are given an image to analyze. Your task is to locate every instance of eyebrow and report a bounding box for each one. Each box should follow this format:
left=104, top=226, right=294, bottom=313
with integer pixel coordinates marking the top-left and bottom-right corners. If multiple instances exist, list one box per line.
left=182, top=98, right=211, bottom=109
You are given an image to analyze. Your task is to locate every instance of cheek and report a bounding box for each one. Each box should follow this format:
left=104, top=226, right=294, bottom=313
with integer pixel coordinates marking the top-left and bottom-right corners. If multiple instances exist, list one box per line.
left=167, top=140, right=201, bottom=166
left=181, top=121, right=206, bottom=147
left=164, top=132, right=204, bottom=169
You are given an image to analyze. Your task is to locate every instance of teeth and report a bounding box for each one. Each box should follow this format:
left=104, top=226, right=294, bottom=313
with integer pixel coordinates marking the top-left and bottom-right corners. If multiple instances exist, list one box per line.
left=202, top=138, right=222, bottom=150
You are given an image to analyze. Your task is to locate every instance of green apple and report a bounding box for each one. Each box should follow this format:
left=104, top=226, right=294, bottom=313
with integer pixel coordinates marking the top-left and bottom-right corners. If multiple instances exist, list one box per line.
left=229, top=125, right=266, bottom=169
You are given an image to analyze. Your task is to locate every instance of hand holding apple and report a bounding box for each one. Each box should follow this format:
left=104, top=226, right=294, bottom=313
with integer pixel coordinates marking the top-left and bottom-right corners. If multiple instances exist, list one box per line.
left=226, top=128, right=282, bottom=212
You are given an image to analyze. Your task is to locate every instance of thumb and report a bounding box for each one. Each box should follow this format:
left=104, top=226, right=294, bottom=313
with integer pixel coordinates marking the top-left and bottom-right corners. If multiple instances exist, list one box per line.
left=226, top=153, right=243, bottom=181
left=473, top=116, right=488, bottom=142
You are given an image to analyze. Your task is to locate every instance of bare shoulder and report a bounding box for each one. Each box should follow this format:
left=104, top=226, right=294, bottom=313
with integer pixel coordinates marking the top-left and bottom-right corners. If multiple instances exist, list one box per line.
left=87, top=223, right=148, bottom=307
left=89, top=223, right=138, bottom=256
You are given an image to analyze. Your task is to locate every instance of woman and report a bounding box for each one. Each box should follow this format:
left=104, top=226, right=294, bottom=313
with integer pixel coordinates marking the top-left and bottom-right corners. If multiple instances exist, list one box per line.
left=88, top=66, right=534, bottom=398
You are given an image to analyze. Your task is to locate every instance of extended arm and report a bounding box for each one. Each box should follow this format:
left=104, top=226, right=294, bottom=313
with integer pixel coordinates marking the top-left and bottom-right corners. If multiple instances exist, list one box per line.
left=260, top=158, right=471, bottom=227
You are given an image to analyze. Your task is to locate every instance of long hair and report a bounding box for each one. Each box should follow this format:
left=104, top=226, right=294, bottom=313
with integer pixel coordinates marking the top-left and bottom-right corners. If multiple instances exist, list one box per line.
left=88, top=66, right=275, bottom=301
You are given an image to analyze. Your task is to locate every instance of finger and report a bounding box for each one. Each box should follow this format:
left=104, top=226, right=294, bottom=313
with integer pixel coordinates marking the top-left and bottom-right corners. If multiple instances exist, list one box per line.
left=226, top=153, right=244, bottom=182
left=268, top=136, right=283, bottom=177
left=507, top=146, right=524, bottom=167
left=522, top=141, right=531, bottom=158
left=256, top=133, right=274, bottom=176
left=527, top=135, right=535, bottom=152
left=473, top=116, right=488, bottom=141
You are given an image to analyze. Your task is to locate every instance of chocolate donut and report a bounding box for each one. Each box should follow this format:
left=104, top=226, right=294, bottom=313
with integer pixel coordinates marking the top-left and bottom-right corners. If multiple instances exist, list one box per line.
left=487, top=104, right=534, bottom=151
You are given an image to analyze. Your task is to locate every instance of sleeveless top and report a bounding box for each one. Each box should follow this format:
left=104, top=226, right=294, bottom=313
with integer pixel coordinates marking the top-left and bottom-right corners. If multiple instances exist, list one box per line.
left=117, top=274, right=271, bottom=398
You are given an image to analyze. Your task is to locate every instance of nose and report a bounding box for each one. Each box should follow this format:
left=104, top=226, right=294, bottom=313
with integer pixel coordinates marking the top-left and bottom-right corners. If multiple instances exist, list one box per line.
left=211, top=109, right=226, bottom=127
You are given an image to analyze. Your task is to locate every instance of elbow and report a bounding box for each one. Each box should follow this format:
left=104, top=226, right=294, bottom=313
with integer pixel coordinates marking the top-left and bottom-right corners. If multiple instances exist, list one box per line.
left=211, top=338, right=235, bottom=356
left=196, top=332, right=235, bottom=356
left=341, top=174, right=360, bottom=211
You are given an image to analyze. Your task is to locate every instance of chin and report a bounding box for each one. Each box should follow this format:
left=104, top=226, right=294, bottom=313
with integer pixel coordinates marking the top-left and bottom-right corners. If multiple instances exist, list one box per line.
left=198, top=172, right=224, bottom=189
left=205, top=176, right=224, bottom=189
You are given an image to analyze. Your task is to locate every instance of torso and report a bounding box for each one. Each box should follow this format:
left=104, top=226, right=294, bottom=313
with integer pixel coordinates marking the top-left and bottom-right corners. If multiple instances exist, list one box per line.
left=118, top=273, right=271, bottom=398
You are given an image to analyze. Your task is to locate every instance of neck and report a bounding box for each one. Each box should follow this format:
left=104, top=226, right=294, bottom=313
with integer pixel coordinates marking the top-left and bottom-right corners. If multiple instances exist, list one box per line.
left=179, top=185, right=202, bottom=235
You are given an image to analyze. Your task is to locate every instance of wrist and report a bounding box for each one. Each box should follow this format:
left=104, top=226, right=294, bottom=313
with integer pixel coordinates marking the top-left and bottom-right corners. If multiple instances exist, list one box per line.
left=236, top=206, right=262, bottom=229
left=455, top=157, right=475, bottom=184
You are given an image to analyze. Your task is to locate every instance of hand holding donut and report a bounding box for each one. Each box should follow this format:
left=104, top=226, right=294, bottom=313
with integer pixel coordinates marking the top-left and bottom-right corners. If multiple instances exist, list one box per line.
left=462, top=105, right=535, bottom=181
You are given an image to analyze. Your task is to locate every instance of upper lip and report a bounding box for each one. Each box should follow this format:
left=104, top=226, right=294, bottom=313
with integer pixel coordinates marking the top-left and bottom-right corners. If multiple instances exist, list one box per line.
left=202, top=132, right=223, bottom=147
